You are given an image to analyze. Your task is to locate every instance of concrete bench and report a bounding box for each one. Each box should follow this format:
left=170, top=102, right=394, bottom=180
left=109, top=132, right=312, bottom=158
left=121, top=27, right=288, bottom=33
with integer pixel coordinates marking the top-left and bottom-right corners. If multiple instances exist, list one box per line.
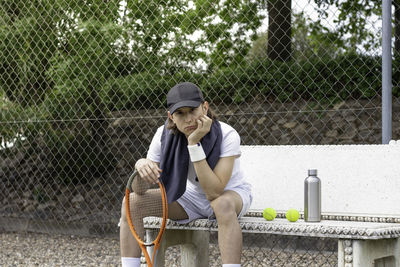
left=144, top=143, right=400, bottom=267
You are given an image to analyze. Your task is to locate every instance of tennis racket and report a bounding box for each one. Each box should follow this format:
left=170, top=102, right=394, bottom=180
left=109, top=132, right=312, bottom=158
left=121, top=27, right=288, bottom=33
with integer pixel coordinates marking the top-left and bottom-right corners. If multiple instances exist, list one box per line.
left=125, top=170, right=168, bottom=267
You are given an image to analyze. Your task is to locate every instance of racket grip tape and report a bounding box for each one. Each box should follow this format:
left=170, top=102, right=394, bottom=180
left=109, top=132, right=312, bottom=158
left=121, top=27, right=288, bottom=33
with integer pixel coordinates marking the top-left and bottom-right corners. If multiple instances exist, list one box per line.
left=126, top=170, right=138, bottom=190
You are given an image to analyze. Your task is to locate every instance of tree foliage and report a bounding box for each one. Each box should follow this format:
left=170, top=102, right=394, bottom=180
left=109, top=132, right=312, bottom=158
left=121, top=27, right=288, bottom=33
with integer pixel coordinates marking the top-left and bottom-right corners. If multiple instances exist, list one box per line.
left=313, top=0, right=383, bottom=52
left=122, top=0, right=265, bottom=72
left=1, top=0, right=397, bottom=183
left=0, top=0, right=61, bottom=106
left=0, top=0, right=265, bottom=183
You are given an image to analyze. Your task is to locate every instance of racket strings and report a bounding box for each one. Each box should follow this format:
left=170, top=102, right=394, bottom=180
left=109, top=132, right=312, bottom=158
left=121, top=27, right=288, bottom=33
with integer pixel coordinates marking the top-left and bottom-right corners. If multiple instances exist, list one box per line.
left=129, top=183, right=165, bottom=243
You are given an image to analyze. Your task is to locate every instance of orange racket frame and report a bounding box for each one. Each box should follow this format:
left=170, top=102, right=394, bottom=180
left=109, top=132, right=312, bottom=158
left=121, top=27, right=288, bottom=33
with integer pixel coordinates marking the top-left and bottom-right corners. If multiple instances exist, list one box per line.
left=125, top=170, right=168, bottom=267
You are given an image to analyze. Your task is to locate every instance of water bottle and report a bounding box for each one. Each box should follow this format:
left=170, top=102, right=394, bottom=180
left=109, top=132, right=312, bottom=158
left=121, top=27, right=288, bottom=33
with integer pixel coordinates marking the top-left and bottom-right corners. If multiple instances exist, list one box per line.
left=304, top=169, right=321, bottom=222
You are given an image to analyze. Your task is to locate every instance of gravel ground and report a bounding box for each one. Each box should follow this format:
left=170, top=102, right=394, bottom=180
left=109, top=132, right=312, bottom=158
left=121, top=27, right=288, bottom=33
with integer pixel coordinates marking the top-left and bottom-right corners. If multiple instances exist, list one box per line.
left=0, top=231, right=337, bottom=267
left=0, top=232, right=121, bottom=267
left=0, top=232, right=183, bottom=267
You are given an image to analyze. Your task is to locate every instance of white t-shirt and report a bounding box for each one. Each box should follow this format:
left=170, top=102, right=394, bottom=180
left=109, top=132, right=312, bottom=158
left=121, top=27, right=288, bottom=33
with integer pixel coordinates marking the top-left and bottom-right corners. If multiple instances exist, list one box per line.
left=146, top=121, right=250, bottom=193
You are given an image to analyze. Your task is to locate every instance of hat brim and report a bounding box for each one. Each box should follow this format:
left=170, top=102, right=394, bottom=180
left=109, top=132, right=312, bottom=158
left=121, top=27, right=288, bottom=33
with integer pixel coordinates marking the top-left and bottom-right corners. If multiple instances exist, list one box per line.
left=169, top=100, right=202, bottom=114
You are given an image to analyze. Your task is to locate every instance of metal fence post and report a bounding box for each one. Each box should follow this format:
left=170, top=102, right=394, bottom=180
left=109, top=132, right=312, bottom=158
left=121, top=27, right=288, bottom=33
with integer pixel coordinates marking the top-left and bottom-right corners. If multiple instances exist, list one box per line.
left=382, top=0, right=393, bottom=144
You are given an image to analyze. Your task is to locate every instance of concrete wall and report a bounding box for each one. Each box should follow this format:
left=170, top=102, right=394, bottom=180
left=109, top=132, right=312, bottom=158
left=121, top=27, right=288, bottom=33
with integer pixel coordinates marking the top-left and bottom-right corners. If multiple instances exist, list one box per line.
left=241, top=144, right=400, bottom=216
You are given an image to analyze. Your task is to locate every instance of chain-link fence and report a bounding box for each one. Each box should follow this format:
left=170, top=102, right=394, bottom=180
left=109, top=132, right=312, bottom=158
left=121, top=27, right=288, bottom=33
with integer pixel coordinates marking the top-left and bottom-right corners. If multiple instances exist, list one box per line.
left=1, top=0, right=399, bottom=266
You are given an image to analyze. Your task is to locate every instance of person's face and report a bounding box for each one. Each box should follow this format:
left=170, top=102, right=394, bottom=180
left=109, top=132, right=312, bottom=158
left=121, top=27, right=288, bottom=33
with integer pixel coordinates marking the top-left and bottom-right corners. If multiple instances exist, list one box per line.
left=168, top=102, right=209, bottom=137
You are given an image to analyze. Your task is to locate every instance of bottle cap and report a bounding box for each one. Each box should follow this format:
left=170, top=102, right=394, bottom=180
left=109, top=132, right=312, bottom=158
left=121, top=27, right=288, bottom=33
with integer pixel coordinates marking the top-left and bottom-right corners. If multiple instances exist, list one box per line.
left=308, top=169, right=317, bottom=176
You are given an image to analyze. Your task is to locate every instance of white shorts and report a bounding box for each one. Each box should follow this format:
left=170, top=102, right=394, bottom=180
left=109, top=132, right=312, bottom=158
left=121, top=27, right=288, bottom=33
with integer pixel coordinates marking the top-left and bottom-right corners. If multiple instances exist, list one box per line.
left=175, top=183, right=252, bottom=224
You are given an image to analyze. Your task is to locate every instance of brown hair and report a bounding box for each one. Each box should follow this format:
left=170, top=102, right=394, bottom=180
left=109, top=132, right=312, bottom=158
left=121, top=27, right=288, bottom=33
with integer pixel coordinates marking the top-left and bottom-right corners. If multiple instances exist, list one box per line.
left=167, top=103, right=218, bottom=134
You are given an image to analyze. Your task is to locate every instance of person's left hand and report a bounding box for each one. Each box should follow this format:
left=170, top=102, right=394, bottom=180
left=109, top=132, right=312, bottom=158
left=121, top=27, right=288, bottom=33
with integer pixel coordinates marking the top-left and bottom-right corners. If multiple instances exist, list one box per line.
left=187, top=115, right=212, bottom=145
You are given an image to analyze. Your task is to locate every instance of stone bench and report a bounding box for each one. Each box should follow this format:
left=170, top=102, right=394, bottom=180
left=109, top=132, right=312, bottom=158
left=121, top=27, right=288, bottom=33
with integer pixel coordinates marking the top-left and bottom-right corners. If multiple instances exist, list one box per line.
left=145, top=143, right=400, bottom=267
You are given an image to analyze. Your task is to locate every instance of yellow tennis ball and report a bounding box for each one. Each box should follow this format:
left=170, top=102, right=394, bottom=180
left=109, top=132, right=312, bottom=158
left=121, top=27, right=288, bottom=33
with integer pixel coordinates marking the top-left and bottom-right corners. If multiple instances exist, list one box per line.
left=286, top=209, right=299, bottom=222
left=263, top=208, right=276, bottom=221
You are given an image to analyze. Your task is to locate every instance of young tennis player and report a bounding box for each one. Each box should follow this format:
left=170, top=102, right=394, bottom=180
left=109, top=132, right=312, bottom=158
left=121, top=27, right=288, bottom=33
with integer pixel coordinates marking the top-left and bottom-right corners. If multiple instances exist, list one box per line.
left=120, top=82, right=252, bottom=267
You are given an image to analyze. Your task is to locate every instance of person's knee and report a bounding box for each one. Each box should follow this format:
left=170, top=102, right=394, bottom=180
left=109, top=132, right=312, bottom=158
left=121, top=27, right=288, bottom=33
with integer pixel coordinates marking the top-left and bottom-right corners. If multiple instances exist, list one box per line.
left=211, top=195, right=236, bottom=220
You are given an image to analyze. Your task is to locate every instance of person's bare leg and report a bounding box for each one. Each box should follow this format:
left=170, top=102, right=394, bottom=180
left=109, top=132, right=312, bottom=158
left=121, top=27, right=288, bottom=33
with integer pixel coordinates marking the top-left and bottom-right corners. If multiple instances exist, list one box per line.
left=211, top=191, right=243, bottom=264
left=120, top=191, right=156, bottom=258
left=120, top=191, right=188, bottom=257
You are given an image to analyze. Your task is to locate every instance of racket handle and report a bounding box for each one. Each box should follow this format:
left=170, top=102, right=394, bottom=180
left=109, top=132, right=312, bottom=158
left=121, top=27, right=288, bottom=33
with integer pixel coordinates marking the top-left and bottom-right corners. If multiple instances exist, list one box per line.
left=126, top=170, right=138, bottom=190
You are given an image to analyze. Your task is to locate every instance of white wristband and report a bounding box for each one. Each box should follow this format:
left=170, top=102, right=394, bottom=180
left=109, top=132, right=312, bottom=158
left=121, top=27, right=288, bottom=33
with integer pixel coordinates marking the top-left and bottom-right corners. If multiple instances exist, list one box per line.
left=187, top=143, right=206, bottom=162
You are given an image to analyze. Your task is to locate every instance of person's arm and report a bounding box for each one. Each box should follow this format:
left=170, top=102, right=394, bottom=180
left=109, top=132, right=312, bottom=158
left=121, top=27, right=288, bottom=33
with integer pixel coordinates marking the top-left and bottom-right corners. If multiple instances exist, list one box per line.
left=187, top=115, right=236, bottom=201
left=134, top=126, right=163, bottom=185
left=192, top=156, right=235, bottom=201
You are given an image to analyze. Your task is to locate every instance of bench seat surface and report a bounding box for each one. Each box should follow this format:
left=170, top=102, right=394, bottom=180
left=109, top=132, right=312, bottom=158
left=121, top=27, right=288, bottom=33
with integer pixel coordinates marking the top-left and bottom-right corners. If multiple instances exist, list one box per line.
left=144, top=217, right=400, bottom=240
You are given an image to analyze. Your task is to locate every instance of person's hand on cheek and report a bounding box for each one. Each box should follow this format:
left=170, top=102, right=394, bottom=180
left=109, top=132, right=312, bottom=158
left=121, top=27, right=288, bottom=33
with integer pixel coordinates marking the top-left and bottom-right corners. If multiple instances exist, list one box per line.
left=188, top=114, right=212, bottom=145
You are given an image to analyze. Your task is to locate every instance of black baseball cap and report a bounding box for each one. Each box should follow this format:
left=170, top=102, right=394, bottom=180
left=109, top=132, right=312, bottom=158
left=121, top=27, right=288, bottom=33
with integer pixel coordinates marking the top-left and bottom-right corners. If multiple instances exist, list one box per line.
left=167, top=82, right=204, bottom=114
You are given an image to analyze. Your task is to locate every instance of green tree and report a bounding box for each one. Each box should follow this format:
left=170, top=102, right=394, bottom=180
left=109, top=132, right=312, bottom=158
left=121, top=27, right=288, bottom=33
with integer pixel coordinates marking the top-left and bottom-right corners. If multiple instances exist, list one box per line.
left=264, top=0, right=400, bottom=61
left=42, top=2, right=123, bottom=182
left=1, top=0, right=267, bottom=182
left=122, top=0, right=265, bottom=72
left=0, top=1, right=123, bottom=182
left=313, top=0, right=388, bottom=53
left=0, top=0, right=61, bottom=106
left=248, top=12, right=345, bottom=61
